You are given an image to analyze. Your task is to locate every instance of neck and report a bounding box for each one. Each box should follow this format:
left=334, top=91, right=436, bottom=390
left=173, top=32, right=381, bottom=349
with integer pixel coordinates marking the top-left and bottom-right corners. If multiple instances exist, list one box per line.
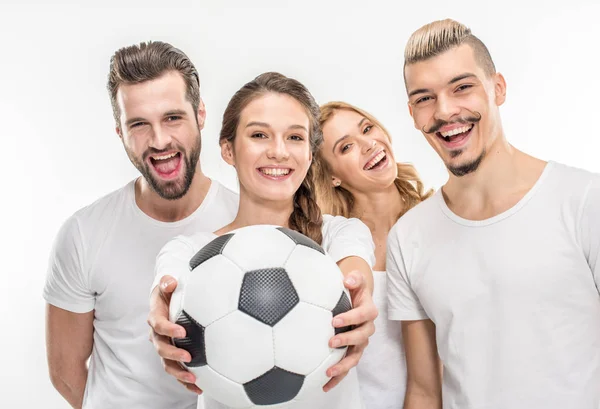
left=442, top=135, right=546, bottom=219
left=135, top=167, right=212, bottom=222
left=351, top=182, right=404, bottom=236
left=225, top=190, right=294, bottom=232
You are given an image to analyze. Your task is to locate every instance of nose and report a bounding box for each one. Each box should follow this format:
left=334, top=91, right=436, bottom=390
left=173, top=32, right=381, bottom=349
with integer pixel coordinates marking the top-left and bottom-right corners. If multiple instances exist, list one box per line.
left=149, top=125, right=173, bottom=150
left=361, top=138, right=377, bottom=155
left=434, top=94, right=461, bottom=123
left=266, top=136, right=290, bottom=161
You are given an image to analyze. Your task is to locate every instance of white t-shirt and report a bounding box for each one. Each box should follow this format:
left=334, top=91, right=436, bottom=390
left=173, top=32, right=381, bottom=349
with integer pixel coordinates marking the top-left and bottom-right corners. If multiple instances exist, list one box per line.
left=154, top=214, right=376, bottom=409
left=356, top=270, right=406, bottom=409
left=43, top=179, right=239, bottom=409
left=386, top=161, right=600, bottom=409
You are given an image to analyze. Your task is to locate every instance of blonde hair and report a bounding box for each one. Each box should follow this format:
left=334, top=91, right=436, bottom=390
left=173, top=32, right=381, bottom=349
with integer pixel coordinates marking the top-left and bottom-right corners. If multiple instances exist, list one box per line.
left=313, top=101, right=433, bottom=219
left=404, top=19, right=495, bottom=77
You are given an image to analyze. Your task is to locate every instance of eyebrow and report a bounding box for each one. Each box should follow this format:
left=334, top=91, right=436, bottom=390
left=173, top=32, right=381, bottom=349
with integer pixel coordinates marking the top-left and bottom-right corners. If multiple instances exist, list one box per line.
left=332, top=117, right=367, bottom=153
left=245, top=121, right=308, bottom=132
left=407, top=72, right=478, bottom=98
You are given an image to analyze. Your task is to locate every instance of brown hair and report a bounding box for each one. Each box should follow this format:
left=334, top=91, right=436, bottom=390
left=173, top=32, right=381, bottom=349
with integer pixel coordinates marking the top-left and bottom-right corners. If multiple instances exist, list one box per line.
left=313, top=101, right=433, bottom=220
left=107, top=41, right=201, bottom=125
left=219, top=72, right=323, bottom=244
left=404, top=19, right=496, bottom=81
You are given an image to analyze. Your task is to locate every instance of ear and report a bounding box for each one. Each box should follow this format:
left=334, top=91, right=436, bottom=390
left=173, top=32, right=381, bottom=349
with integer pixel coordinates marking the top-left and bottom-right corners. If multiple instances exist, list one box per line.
left=196, top=97, right=207, bottom=130
left=116, top=126, right=123, bottom=140
left=331, top=176, right=341, bottom=187
left=494, top=73, right=507, bottom=106
left=220, top=140, right=235, bottom=166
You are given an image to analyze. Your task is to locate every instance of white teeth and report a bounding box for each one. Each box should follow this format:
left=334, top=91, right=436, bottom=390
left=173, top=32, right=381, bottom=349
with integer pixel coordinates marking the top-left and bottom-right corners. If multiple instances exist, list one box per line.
left=365, top=151, right=386, bottom=170
left=260, top=168, right=291, bottom=176
left=440, top=125, right=472, bottom=138
left=152, top=152, right=177, bottom=161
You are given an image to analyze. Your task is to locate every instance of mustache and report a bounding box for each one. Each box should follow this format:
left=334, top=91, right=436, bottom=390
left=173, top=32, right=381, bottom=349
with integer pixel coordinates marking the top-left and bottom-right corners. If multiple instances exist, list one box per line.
left=422, top=111, right=482, bottom=134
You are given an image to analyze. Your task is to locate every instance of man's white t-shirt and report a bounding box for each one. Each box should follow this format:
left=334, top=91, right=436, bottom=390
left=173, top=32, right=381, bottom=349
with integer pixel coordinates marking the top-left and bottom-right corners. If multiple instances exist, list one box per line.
left=43, top=179, right=239, bottom=409
left=386, top=161, right=600, bottom=409
left=356, top=270, right=406, bottom=409
left=154, top=214, right=376, bottom=409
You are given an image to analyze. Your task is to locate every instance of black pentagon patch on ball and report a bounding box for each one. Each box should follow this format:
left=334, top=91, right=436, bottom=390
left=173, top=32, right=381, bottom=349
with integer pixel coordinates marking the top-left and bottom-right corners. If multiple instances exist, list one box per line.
left=243, top=366, right=304, bottom=405
left=276, top=227, right=325, bottom=255
left=238, top=268, right=299, bottom=326
left=332, top=292, right=353, bottom=339
left=189, top=233, right=235, bottom=270
left=173, top=310, right=207, bottom=367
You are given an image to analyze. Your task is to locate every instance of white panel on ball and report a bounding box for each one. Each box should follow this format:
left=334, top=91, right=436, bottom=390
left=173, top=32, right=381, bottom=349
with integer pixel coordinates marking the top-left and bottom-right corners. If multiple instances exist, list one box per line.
left=205, top=310, right=275, bottom=384
left=293, top=347, right=347, bottom=403
left=183, top=255, right=245, bottom=326
left=284, top=245, right=345, bottom=310
left=222, top=225, right=296, bottom=272
left=193, top=365, right=253, bottom=409
left=273, top=302, right=333, bottom=375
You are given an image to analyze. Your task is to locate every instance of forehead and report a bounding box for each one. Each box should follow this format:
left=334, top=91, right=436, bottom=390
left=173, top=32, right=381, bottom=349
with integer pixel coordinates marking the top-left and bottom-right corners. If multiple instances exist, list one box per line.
left=240, top=93, right=309, bottom=128
left=404, top=44, right=486, bottom=91
left=322, top=109, right=363, bottom=141
left=116, top=71, right=190, bottom=120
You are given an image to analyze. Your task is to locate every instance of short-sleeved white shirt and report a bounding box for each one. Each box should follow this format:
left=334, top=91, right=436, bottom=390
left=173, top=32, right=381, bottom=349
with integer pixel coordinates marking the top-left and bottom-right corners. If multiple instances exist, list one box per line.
left=154, top=214, right=375, bottom=409
left=386, top=161, right=600, bottom=409
left=43, top=179, right=239, bottom=409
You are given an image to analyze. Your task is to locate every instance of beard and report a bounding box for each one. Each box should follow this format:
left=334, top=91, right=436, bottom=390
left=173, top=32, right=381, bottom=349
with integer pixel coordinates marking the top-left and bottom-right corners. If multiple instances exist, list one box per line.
left=447, top=147, right=486, bottom=177
left=126, top=132, right=201, bottom=200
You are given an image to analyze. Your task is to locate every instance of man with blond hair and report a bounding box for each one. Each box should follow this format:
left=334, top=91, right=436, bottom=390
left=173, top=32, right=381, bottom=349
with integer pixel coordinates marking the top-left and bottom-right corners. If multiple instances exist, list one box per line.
left=387, top=19, right=600, bottom=408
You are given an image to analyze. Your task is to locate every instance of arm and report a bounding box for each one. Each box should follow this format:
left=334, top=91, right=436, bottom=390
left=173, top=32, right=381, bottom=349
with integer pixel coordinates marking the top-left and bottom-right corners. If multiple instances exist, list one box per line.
left=45, top=305, right=94, bottom=409
left=580, top=176, right=600, bottom=292
left=402, top=320, right=442, bottom=409
left=148, top=235, right=206, bottom=394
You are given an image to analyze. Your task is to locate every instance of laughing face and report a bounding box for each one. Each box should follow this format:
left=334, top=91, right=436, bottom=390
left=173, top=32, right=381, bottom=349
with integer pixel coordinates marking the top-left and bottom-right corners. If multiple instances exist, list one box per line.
left=320, top=108, right=397, bottom=192
left=222, top=92, right=312, bottom=204
left=405, top=44, right=506, bottom=177
left=116, top=71, right=205, bottom=200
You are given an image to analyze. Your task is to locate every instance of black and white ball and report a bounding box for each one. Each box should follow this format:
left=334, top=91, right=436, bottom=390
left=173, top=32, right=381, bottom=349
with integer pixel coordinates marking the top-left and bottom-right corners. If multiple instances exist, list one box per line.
left=169, top=225, right=352, bottom=408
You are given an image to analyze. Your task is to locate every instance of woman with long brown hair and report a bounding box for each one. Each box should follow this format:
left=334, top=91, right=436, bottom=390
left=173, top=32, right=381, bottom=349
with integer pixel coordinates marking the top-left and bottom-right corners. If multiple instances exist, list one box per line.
left=148, top=74, right=378, bottom=409
left=312, top=101, right=433, bottom=408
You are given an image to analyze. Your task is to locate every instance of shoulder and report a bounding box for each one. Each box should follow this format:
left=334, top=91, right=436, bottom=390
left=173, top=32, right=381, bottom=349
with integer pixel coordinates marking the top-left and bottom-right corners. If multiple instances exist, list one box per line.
left=389, top=190, right=442, bottom=243
left=321, top=214, right=371, bottom=238
left=546, top=161, right=600, bottom=193
left=70, top=181, right=133, bottom=229
left=211, top=180, right=239, bottom=205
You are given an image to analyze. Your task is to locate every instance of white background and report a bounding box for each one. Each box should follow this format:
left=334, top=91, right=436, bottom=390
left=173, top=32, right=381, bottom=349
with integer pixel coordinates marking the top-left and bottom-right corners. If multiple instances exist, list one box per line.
left=1, top=0, right=599, bottom=407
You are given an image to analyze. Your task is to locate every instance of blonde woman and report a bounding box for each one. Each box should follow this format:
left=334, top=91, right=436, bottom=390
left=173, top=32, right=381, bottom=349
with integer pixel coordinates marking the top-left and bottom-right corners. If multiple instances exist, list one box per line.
left=312, top=101, right=432, bottom=408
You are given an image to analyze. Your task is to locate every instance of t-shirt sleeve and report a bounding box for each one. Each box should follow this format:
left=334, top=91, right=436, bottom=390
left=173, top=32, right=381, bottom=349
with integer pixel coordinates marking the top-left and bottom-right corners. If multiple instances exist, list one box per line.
left=580, top=175, right=600, bottom=293
left=386, top=225, right=429, bottom=321
left=152, top=232, right=212, bottom=292
left=43, top=216, right=95, bottom=313
left=321, top=215, right=375, bottom=268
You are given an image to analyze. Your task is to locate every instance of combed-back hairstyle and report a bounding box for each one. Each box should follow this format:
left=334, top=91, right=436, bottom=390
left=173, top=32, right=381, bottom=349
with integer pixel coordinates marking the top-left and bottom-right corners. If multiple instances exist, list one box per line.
left=404, top=19, right=496, bottom=78
left=219, top=72, right=324, bottom=244
left=107, top=41, right=201, bottom=125
left=313, top=101, right=433, bottom=220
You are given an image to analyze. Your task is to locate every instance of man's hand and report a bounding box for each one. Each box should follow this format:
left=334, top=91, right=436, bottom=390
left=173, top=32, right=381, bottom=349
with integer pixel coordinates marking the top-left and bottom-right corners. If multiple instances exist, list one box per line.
left=147, top=275, right=202, bottom=394
left=324, top=270, right=378, bottom=391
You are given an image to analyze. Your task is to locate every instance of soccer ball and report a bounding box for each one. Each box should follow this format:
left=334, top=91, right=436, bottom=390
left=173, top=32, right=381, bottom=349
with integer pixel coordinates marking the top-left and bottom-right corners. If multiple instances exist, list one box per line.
left=169, top=225, right=352, bottom=408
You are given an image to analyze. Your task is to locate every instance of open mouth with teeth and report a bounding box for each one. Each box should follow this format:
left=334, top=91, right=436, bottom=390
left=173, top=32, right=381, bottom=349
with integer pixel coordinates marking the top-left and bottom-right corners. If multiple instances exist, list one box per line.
left=257, top=167, right=294, bottom=180
left=364, top=150, right=388, bottom=171
left=149, top=152, right=182, bottom=178
left=436, top=124, right=474, bottom=146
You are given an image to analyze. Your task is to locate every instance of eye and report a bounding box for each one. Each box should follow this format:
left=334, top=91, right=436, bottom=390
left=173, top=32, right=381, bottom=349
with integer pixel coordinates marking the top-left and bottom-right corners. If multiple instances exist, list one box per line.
left=251, top=132, right=267, bottom=139
left=362, top=125, right=373, bottom=134
left=289, top=134, right=304, bottom=141
left=166, top=115, right=182, bottom=121
left=341, top=143, right=352, bottom=153
left=130, top=122, right=146, bottom=128
left=414, top=96, right=432, bottom=105
left=455, top=84, right=473, bottom=92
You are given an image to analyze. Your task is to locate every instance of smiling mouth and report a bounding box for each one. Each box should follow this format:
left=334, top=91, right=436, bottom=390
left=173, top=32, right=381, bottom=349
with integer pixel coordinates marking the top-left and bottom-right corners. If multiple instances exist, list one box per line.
left=258, top=167, right=293, bottom=178
left=364, top=151, right=388, bottom=171
left=436, top=124, right=474, bottom=143
left=149, top=152, right=182, bottom=177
